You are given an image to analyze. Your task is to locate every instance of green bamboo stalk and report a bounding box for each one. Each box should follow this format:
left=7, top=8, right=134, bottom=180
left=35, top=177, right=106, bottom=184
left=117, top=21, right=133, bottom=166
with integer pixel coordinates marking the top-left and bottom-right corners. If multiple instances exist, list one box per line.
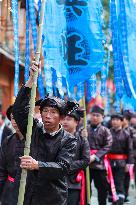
left=82, top=95, right=91, bottom=205
left=17, top=1, right=46, bottom=204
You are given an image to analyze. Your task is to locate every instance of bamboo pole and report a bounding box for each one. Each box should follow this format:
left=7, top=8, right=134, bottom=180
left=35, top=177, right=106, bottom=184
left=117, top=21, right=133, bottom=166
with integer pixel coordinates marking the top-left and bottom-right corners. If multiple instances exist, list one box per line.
left=82, top=95, right=91, bottom=205
left=17, top=1, right=46, bottom=204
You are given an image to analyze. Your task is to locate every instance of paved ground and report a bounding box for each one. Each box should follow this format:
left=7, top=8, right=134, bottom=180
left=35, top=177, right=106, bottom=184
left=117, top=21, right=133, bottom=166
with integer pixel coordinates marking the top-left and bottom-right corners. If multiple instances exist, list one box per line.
left=90, top=182, right=136, bottom=205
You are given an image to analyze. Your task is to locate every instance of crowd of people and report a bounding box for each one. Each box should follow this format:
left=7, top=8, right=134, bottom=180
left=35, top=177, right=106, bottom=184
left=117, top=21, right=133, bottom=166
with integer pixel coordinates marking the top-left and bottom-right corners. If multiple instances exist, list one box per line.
left=0, top=62, right=136, bottom=205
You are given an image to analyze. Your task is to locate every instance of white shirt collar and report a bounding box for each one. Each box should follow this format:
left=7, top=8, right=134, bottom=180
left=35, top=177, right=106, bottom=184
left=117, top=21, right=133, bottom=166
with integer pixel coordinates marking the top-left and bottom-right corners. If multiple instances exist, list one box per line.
left=42, top=124, right=63, bottom=136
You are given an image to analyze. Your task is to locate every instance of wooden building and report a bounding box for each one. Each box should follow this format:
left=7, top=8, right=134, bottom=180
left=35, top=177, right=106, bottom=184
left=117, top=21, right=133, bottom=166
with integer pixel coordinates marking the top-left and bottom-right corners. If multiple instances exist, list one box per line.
left=0, top=0, right=33, bottom=112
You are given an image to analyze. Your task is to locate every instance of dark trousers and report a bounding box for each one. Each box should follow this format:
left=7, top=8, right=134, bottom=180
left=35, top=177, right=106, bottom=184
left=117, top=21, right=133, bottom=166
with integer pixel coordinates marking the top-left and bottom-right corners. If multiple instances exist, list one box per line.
left=90, top=169, right=109, bottom=205
left=110, top=167, right=125, bottom=205
left=68, top=189, right=80, bottom=205
left=124, top=172, right=130, bottom=199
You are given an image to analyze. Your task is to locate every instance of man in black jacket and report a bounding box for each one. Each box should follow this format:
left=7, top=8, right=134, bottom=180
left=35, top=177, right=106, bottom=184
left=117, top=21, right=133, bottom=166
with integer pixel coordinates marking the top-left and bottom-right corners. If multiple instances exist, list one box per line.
left=130, top=113, right=136, bottom=193
left=0, top=105, right=25, bottom=205
left=88, top=105, right=112, bottom=205
left=109, top=113, right=134, bottom=205
left=62, top=108, right=90, bottom=205
left=12, top=62, right=77, bottom=205
left=122, top=111, right=136, bottom=203
left=130, top=113, right=136, bottom=129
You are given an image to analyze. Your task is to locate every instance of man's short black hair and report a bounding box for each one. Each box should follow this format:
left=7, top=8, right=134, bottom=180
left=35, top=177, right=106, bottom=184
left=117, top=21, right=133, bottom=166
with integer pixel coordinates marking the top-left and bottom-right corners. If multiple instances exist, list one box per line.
left=123, top=110, right=132, bottom=121
left=111, top=113, right=123, bottom=121
left=90, top=105, right=104, bottom=115
left=35, top=97, right=78, bottom=116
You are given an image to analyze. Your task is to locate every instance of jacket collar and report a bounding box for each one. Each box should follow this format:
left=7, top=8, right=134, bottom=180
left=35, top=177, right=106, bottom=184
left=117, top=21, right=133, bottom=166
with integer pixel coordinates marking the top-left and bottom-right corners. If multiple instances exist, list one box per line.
left=111, top=127, right=122, bottom=133
left=90, top=123, right=101, bottom=131
left=42, top=124, right=63, bottom=137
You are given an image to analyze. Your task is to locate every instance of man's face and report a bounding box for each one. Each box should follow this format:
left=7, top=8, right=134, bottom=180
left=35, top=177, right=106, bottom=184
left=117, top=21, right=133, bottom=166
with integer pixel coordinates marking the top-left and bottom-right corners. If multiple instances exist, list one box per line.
left=122, top=118, right=128, bottom=127
left=62, top=116, right=78, bottom=133
left=41, top=106, right=61, bottom=131
left=130, top=117, right=136, bottom=127
left=111, top=118, right=122, bottom=129
left=90, top=112, right=103, bottom=125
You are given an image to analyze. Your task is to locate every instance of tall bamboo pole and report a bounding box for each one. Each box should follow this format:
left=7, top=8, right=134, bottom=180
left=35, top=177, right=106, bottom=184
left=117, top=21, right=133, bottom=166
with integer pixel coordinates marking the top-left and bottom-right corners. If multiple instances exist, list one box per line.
left=17, top=1, right=46, bottom=204
left=82, top=94, right=91, bottom=205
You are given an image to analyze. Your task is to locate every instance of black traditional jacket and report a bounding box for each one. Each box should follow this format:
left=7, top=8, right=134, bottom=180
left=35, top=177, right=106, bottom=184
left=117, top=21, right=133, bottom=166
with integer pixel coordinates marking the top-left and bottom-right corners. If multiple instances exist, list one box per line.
left=125, top=126, right=136, bottom=161
left=88, top=124, right=112, bottom=170
left=109, top=128, right=134, bottom=167
left=12, top=86, right=77, bottom=205
left=0, top=133, right=24, bottom=205
left=67, top=133, right=90, bottom=190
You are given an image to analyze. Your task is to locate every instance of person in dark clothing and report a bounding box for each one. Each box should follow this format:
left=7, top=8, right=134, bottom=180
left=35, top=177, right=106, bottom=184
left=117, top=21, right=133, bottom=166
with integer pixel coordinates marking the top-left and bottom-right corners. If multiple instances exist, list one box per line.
left=87, top=105, right=112, bottom=205
left=109, top=113, right=134, bottom=205
left=0, top=105, right=24, bottom=205
left=62, top=108, right=90, bottom=205
left=122, top=111, right=136, bottom=203
left=130, top=113, right=136, bottom=129
left=12, top=62, right=77, bottom=205
left=0, top=112, right=13, bottom=147
left=130, top=113, right=136, bottom=190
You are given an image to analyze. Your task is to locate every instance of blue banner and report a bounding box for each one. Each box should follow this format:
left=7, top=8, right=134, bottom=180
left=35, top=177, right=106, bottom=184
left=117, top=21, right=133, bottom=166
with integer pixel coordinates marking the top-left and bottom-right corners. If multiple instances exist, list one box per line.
left=86, top=74, right=97, bottom=102
left=76, top=82, right=84, bottom=102
left=114, top=96, right=121, bottom=112
left=110, top=0, right=124, bottom=98
left=38, top=74, right=45, bottom=98
left=28, top=0, right=37, bottom=53
left=51, top=67, right=58, bottom=96
left=122, top=94, right=136, bottom=111
left=105, top=88, right=111, bottom=115
left=38, top=0, right=42, bottom=22
left=24, top=0, right=30, bottom=83
left=12, top=0, right=19, bottom=97
left=58, top=0, right=105, bottom=88
left=118, top=0, right=132, bottom=97
left=43, top=63, right=53, bottom=96
left=120, top=0, right=136, bottom=99
left=42, top=0, right=105, bottom=95
left=28, top=0, right=45, bottom=98
left=42, top=0, right=66, bottom=98
left=110, top=0, right=136, bottom=99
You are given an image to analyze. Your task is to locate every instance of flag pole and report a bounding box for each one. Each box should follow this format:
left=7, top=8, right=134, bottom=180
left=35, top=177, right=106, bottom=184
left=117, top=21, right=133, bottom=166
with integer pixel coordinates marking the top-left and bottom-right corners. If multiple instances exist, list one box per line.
left=83, top=84, right=91, bottom=205
left=17, top=1, right=46, bottom=204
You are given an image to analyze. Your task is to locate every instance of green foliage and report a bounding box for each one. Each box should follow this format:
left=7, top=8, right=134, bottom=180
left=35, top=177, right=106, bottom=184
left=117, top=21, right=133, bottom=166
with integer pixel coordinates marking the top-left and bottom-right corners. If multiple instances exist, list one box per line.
left=102, top=0, right=109, bottom=21
left=101, top=0, right=114, bottom=80
left=102, top=0, right=109, bottom=8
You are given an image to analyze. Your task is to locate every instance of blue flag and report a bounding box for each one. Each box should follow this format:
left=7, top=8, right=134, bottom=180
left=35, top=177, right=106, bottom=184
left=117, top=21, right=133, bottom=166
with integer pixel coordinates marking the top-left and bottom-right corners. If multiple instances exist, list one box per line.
left=12, top=0, right=19, bottom=97
left=121, top=0, right=136, bottom=99
left=111, top=0, right=136, bottom=99
left=24, top=0, right=30, bottom=83
left=42, top=0, right=105, bottom=95
left=110, top=0, right=124, bottom=99
left=58, top=0, right=105, bottom=89
left=86, top=74, right=97, bottom=102
left=42, top=0, right=66, bottom=98
left=43, top=63, right=53, bottom=96
left=76, top=82, right=84, bottom=101
left=122, top=94, right=136, bottom=112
